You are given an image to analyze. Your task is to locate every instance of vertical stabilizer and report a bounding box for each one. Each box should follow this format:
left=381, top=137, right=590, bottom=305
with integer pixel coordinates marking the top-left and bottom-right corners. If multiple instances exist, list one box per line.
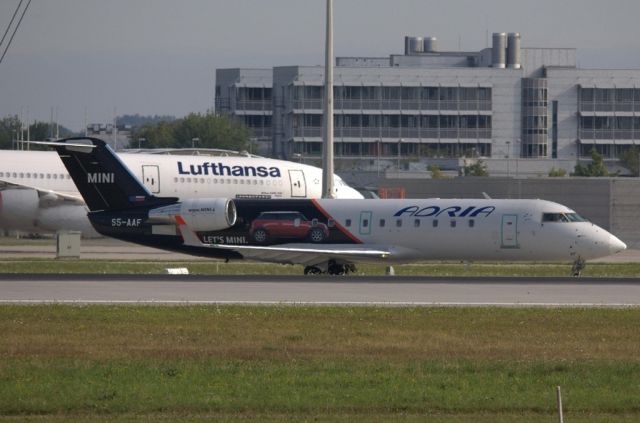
left=52, top=137, right=175, bottom=211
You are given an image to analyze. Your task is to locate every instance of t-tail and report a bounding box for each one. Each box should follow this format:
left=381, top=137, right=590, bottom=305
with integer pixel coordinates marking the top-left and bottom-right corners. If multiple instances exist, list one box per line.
left=51, top=137, right=177, bottom=211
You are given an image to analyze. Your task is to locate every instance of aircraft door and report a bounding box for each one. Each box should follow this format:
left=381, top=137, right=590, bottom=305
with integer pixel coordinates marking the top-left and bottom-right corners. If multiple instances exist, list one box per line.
left=501, top=214, right=519, bottom=248
left=359, top=211, right=372, bottom=236
left=289, top=169, right=306, bottom=198
left=142, top=165, right=160, bottom=194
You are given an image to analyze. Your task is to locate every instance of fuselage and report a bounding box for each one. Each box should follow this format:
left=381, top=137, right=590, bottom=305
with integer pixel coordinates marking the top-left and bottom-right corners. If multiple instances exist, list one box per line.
left=88, top=197, right=627, bottom=264
left=0, top=150, right=361, bottom=199
left=310, top=198, right=626, bottom=262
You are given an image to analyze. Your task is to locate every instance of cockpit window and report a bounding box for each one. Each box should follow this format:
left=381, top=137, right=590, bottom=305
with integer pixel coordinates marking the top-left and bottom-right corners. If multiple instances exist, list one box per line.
left=542, top=212, right=588, bottom=223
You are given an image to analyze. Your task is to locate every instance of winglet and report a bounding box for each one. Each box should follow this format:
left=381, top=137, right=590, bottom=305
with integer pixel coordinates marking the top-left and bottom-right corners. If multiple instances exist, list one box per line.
left=175, top=215, right=205, bottom=246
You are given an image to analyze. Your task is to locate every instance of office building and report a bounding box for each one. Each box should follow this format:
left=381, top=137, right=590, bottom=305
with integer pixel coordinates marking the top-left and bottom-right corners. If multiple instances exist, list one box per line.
left=216, top=33, right=640, bottom=176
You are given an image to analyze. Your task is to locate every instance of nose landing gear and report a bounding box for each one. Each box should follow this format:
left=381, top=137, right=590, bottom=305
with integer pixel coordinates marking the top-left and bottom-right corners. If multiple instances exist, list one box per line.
left=571, top=256, right=586, bottom=277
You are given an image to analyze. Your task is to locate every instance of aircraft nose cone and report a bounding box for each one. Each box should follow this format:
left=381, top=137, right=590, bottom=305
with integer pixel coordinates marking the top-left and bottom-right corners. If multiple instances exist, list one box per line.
left=609, top=235, right=627, bottom=255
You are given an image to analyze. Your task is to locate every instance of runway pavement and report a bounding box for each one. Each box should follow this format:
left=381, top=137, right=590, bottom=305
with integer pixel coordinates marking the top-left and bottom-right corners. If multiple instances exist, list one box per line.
left=1, top=274, right=640, bottom=307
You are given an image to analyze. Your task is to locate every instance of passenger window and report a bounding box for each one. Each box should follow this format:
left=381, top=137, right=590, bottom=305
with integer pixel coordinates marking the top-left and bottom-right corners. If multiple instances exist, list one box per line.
left=414, top=219, right=420, bottom=227
left=345, top=219, right=352, bottom=227
left=469, top=219, right=475, bottom=228
left=362, top=219, right=369, bottom=227
left=433, top=220, right=438, bottom=228
left=396, top=219, right=402, bottom=228
left=450, top=220, right=456, bottom=228
left=379, top=219, right=385, bottom=227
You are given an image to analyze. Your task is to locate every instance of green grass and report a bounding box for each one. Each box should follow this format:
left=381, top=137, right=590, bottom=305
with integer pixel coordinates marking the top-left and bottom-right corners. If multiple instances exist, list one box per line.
left=0, top=306, right=639, bottom=421
left=1, top=258, right=640, bottom=277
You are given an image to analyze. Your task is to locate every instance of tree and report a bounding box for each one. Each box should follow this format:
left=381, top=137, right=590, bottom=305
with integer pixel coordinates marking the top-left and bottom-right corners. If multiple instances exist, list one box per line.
left=573, top=149, right=609, bottom=177
left=130, top=112, right=251, bottom=151
left=0, top=115, right=20, bottom=149
left=0, top=116, right=76, bottom=150
left=548, top=167, right=567, bottom=177
left=117, top=114, right=175, bottom=128
left=429, top=164, right=447, bottom=179
left=620, top=146, right=640, bottom=176
left=462, top=160, right=489, bottom=177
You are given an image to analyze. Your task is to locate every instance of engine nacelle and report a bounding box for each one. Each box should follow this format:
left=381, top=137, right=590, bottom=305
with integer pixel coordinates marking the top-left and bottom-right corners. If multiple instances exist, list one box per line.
left=0, top=189, right=39, bottom=230
left=36, top=205, right=100, bottom=238
left=149, top=198, right=237, bottom=232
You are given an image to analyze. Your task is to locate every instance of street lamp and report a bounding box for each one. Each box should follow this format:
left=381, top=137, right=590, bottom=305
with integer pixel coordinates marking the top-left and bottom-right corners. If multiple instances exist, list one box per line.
left=506, top=140, right=511, bottom=177
left=191, top=137, right=200, bottom=149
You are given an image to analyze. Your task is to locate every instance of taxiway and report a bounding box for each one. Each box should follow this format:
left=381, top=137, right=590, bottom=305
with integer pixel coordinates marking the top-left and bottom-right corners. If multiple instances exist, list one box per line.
left=1, top=274, right=639, bottom=306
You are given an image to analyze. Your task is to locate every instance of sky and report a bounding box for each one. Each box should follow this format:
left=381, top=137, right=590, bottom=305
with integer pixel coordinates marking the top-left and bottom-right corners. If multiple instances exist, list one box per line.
left=1, top=0, right=640, bottom=132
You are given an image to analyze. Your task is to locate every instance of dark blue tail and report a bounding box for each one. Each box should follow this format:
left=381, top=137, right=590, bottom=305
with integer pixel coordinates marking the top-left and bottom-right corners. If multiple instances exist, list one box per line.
left=53, top=137, right=176, bottom=211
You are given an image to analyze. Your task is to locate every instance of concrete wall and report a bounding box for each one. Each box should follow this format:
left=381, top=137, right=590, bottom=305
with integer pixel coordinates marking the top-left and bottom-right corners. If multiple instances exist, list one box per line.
left=378, top=177, right=640, bottom=247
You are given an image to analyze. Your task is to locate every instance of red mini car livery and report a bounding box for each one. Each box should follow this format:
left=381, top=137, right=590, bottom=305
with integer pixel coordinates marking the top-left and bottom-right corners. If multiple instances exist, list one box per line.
left=249, top=211, right=329, bottom=244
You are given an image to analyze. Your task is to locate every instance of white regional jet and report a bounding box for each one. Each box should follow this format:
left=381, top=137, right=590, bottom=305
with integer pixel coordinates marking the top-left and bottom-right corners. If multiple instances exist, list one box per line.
left=43, top=137, right=627, bottom=275
left=0, top=148, right=362, bottom=236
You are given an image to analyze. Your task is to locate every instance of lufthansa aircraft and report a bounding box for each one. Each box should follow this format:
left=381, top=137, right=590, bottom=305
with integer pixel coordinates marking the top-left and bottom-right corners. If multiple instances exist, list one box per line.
left=44, top=137, right=626, bottom=275
left=0, top=147, right=362, bottom=236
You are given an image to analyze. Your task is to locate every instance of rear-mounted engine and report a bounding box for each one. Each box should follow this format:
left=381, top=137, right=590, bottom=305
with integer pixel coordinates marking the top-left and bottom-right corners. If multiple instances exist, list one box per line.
left=148, top=198, right=237, bottom=231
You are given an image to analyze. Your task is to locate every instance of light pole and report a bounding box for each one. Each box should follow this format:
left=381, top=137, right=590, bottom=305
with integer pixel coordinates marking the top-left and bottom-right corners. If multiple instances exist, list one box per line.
left=138, top=137, right=146, bottom=149
left=506, top=140, right=511, bottom=177
left=191, top=137, right=200, bottom=149
left=377, top=139, right=381, bottom=176
left=515, top=138, right=520, bottom=178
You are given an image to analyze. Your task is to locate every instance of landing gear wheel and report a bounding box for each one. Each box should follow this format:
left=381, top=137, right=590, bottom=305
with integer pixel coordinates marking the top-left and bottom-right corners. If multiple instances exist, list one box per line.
left=304, top=266, right=322, bottom=275
left=571, top=257, right=586, bottom=277
left=327, top=260, right=346, bottom=276
left=308, top=227, right=325, bottom=243
left=252, top=228, right=268, bottom=244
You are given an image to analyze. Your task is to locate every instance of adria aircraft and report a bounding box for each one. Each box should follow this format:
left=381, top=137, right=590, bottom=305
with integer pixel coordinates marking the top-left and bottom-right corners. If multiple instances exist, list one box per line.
left=0, top=146, right=362, bottom=236
left=45, top=137, right=626, bottom=275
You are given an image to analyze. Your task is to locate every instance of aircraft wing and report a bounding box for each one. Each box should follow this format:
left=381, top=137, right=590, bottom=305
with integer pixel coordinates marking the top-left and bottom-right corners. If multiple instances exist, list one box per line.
left=0, top=178, right=84, bottom=205
left=202, top=243, right=391, bottom=266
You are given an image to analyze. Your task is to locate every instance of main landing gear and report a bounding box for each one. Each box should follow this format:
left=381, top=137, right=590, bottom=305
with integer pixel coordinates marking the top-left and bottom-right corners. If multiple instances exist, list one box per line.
left=304, top=260, right=357, bottom=276
left=571, top=256, right=586, bottom=277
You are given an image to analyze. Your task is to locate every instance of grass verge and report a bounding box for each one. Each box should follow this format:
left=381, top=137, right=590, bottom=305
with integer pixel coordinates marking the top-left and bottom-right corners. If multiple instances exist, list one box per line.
left=1, top=258, right=640, bottom=276
left=0, top=305, right=639, bottom=421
